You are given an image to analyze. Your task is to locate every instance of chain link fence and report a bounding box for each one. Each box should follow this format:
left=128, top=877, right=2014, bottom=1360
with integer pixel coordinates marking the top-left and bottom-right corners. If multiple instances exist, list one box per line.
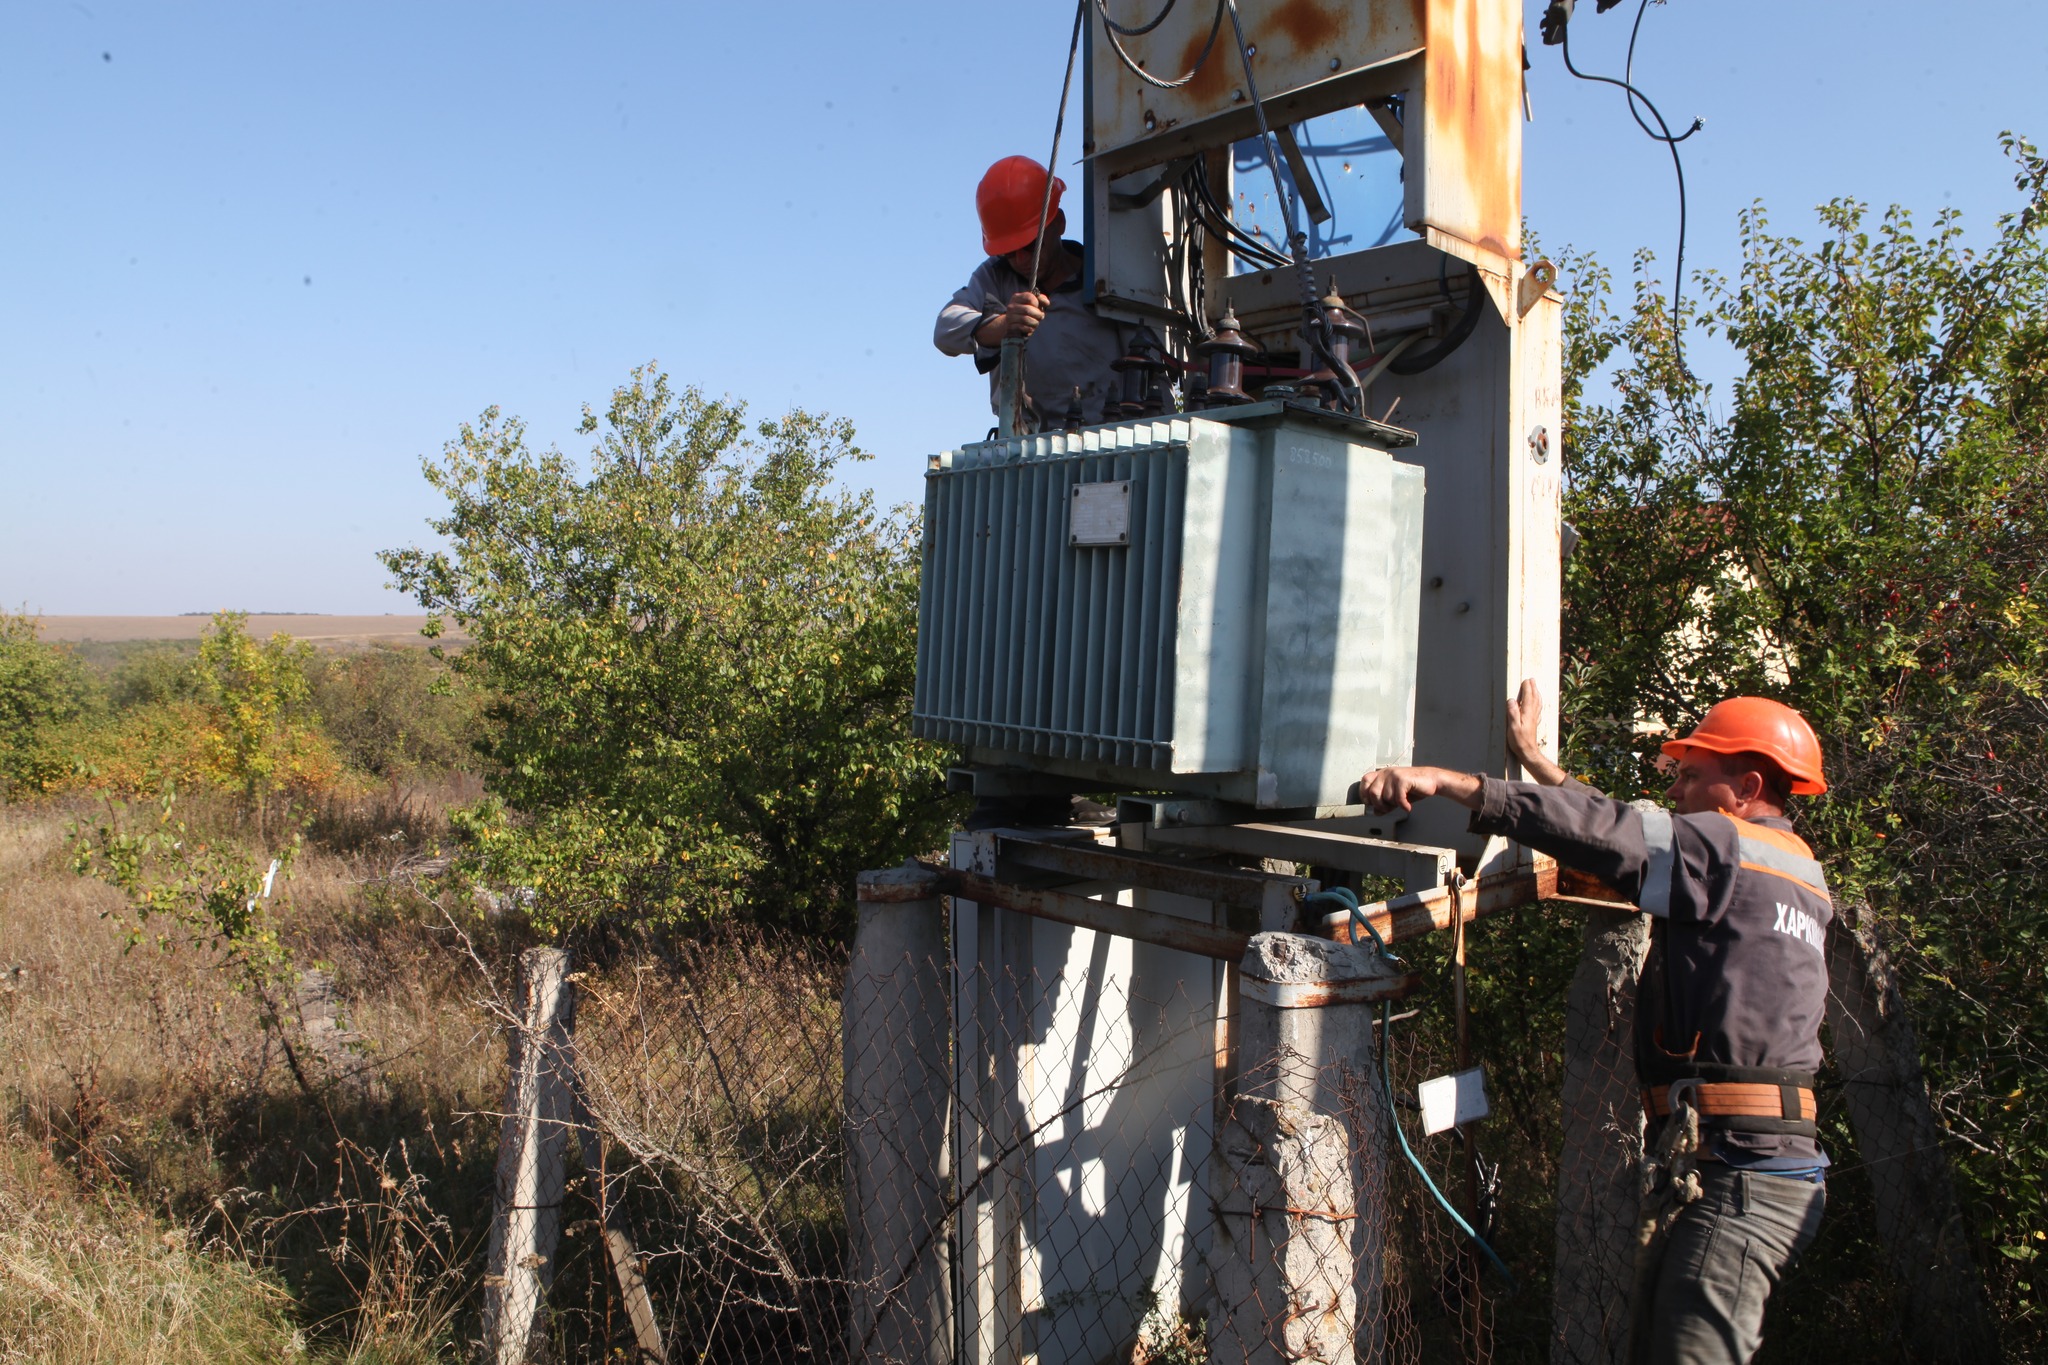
left=468, top=891, right=1989, bottom=1364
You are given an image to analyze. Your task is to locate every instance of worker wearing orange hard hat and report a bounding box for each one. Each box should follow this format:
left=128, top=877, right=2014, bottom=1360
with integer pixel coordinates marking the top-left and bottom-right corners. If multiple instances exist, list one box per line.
left=1361, top=683, right=1832, bottom=1365
left=935, top=155, right=1131, bottom=432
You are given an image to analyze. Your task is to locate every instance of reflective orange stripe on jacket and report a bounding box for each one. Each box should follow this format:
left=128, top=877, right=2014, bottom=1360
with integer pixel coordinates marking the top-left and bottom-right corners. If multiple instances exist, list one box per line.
left=1725, top=817, right=1831, bottom=902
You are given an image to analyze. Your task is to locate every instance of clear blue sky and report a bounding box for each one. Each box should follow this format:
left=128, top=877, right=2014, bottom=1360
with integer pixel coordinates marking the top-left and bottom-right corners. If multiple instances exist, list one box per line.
left=3, top=1, right=2041, bottom=614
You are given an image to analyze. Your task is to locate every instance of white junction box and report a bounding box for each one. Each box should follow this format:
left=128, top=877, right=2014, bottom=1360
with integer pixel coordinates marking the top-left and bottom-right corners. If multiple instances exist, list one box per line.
left=1417, top=1066, right=1491, bottom=1136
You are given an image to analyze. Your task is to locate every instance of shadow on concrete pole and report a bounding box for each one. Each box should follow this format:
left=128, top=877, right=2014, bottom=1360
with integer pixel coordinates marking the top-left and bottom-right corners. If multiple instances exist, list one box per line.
left=846, top=862, right=955, bottom=1364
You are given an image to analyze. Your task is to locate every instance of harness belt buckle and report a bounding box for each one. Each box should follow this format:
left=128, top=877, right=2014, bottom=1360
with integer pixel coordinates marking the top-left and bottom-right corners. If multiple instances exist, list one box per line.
left=1662, top=1077, right=1702, bottom=1117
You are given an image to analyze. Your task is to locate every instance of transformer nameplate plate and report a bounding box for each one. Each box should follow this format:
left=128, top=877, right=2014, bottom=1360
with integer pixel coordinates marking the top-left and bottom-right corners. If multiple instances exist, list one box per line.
left=1070, top=480, right=1132, bottom=547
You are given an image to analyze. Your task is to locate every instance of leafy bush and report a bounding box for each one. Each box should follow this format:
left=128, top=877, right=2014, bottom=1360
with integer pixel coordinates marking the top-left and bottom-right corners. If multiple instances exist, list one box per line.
left=1556, top=134, right=2048, bottom=1340
left=383, top=365, right=959, bottom=936
left=308, top=644, right=480, bottom=778
left=107, top=641, right=202, bottom=709
left=0, top=611, right=98, bottom=795
left=35, top=615, right=347, bottom=816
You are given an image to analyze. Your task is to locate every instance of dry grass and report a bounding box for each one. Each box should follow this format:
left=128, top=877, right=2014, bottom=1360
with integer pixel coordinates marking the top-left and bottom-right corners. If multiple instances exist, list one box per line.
left=0, top=783, right=507, bottom=1361
left=0, top=1143, right=303, bottom=1364
left=0, top=777, right=856, bottom=1361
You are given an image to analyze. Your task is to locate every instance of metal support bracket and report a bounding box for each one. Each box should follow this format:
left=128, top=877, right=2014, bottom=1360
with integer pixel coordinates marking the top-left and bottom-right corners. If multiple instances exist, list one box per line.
left=1273, top=124, right=1332, bottom=225
left=1146, top=819, right=1457, bottom=893
left=1317, top=856, right=1563, bottom=949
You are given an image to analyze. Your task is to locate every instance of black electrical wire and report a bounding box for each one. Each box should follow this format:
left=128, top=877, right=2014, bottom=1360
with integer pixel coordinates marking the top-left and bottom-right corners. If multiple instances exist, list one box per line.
left=1557, top=1, right=1700, bottom=369
left=1096, top=0, right=1227, bottom=91
left=1387, top=262, right=1486, bottom=375
left=1185, top=160, right=1293, bottom=269
left=1624, top=0, right=1700, bottom=146
left=1185, top=157, right=1292, bottom=266
left=1097, top=0, right=1178, bottom=37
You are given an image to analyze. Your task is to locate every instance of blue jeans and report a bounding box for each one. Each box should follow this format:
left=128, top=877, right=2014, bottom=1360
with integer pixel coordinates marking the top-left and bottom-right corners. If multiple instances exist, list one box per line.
left=1648, top=1165, right=1826, bottom=1365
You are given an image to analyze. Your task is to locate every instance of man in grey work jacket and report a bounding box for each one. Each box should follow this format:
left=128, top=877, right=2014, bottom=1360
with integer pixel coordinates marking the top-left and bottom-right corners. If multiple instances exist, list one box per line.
left=934, top=155, right=1129, bottom=432
left=1361, top=683, right=1834, bottom=1365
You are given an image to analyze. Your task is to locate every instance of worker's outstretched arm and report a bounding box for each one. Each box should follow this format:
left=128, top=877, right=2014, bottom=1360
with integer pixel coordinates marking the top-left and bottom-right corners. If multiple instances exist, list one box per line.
left=1360, top=763, right=1661, bottom=907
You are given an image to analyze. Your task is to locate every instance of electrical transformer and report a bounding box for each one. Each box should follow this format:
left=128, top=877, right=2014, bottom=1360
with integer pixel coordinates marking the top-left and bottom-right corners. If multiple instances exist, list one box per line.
left=913, top=402, right=1424, bottom=809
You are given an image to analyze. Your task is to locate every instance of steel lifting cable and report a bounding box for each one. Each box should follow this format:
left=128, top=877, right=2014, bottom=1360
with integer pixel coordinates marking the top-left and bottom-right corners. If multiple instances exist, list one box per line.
left=1096, top=0, right=1228, bottom=91
left=1028, top=0, right=1090, bottom=297
left=1304, top=886, right=1518, bottom=1291
left=997, top=0, right=1090, bottom=436
left=1098, top=0, right=1179, bottom=37
left=1221, top=0, right=1362, bottom=413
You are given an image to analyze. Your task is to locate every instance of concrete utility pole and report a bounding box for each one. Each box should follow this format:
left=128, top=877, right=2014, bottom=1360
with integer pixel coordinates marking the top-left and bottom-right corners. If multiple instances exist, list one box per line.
left=1826, top=909, right=1999, bottom=1363
left=844, top=863, right=954, bottom=1365
left=1552, top=909, right=1651, bottom=1365
left=1211, top=932, right=1406, bottom=1365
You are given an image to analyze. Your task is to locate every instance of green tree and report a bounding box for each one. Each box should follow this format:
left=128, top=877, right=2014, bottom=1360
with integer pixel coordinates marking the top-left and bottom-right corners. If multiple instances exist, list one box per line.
left=193, top=612, right=333, bottom=825
left=0, top=610, right=97, bottom=794
left=1556, top=135, right=2048, bottom=1342
left=381, top=365, right=955, bottom=936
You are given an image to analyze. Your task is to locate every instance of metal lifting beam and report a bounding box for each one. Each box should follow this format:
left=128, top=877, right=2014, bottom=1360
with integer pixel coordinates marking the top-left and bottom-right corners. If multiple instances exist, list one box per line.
left=1143, top=819, right=1458, bottom=893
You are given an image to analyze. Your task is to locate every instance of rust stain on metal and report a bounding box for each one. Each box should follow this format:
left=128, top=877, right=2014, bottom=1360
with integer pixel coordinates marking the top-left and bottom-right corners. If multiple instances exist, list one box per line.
left=1555, top=865, right=1637, bottom=907
left=1423, top=0, right=1521, bottom=264
left=1178, top=25, right=1234, bottom=105
left=1249, top=973, right=1420, bottom=1006
left=995, top=833, right=1296, bottom=910
left=1270, top=0, right=1341, bottom=53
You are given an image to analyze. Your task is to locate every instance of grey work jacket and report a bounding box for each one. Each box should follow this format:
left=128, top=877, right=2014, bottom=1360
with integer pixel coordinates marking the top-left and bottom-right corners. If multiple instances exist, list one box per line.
left=933, top=243, right=1130, bottom=430
left=1469, top=777, right=1833, bottom=1167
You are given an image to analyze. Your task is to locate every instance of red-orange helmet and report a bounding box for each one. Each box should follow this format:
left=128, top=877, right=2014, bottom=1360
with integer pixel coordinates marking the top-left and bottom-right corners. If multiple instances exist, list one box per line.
left=1660, top=697, right=1828, bottom=796
left=976, top=156, right=1065, bottom=257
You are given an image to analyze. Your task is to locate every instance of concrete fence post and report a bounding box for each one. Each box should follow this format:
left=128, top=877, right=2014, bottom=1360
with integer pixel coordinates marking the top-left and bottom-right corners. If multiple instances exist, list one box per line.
left=846, top=863, right=955, bottom=1364
left=480, top=946, right=578, bottom=1365
left=1552, top=907, right=1650, bottom=1365
left=1827, top=909, right=1999, bottom=1363
left=1211, top=932, right=1408, bottom=1365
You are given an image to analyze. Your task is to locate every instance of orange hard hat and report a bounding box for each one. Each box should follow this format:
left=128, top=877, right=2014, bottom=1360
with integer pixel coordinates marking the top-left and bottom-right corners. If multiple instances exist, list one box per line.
left=977, top=156, right=1065, bottom=257
left=1660, top=697, right=1828, bottom=796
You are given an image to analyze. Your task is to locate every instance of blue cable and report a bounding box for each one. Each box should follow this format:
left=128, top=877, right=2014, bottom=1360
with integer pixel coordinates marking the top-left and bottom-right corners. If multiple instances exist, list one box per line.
left=1301, top=887, right=1517, bottom=1292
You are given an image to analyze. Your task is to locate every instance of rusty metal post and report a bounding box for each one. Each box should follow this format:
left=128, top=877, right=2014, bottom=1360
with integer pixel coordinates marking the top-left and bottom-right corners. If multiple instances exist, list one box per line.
left=1210, top=932, right=1407, bottom=1365
left=1552, top=908, right=1650, bottom=1365
left=845, top=863, right=955, bottom=1364
left=481, top=946, right=577, bottom=1365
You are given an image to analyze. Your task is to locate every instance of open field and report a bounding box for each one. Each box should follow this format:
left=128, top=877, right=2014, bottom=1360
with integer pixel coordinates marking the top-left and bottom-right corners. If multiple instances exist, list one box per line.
left=31, top=617, right=464, bottom=647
